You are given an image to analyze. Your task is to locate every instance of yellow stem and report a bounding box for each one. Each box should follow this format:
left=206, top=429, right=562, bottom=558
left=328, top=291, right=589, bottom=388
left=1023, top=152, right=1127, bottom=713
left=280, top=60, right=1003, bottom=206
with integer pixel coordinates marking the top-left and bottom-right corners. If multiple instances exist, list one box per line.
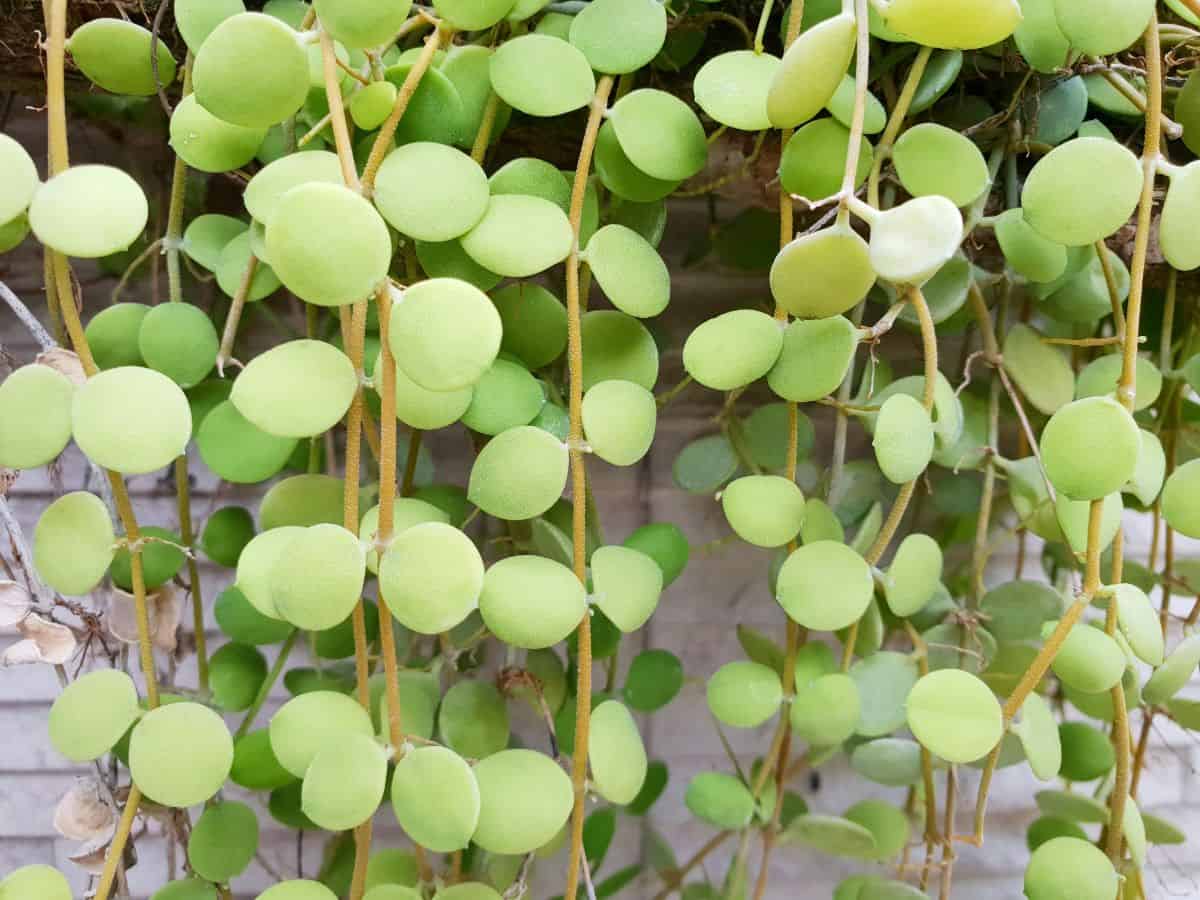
left=562, top=73, right=616, bottom=900
left=374, top=283, right=404, bottom=749
left=1119, top=16, right=1162, bottom=413
left=1104, top=14, right=1161, bottom=867
left=868, top=46, right=932, bottom=208
left=361, top=28, right=446, bottom=195
left=321, top=30, right=361, bottom=191
left=44, top=0, right=159, bottom=715
left=836, top=0, right=871, bottom=227
left=174, top=456, right=207, bottom=692
left=165, top=57, right=193, bottom=304
left=863, top=285, right=936, bottom=568
left=216, top=255, right=258, bottom=371
left=93, top=786, right=142, bottom=900
left=471, top=91, right=503, bottom=164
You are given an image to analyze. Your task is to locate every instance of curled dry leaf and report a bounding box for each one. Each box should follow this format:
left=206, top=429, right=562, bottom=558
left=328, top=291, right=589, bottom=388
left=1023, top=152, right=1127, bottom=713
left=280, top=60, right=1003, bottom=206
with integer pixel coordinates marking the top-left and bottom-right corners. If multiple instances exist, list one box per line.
left=0, top=579, right=32, bottom=628
left=0, top=468, right=17, bottom=496
left=66, top=784, right=147, bottom=873
left=54, top=777, right=116, bottom=841
left=35, top=347, right=87, bottom=386
left=106, top=585, right=180, bottom=651
left=1, top=613, right=76, bottom=666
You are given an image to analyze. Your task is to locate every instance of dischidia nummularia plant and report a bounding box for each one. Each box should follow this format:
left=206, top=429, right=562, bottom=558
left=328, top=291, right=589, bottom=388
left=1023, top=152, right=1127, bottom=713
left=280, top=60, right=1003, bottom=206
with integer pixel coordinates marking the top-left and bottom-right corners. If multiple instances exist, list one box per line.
left=1, top=0, right=1199, bottom=898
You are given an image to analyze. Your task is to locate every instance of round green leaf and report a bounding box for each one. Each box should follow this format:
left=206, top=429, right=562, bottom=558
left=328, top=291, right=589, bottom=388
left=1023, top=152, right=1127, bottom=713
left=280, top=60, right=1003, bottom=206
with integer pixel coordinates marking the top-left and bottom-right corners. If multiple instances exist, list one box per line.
left=1163, top=459, right=1200, bottom=538
left=479, top=555, right=585, bottom=649
left=770, top=226, right=875, bottom=319
left=777, top=541, right=872, bottom=631
left=581, top=310, right=659, bottom=390
left=883, top=0, right=1020, bottom=47
left=390, top=745, right=480, bottom=852
left=460, top=194, right=572, bottom=278
left=232, top=339, right=356, bottom=438
left=389, top=277, right=502, bottom=392
left=767, top=315, right=859, bottom=403
left=1024, top=836, right=1117, bottom=900
left=188, top=801, right=259, bottom=882
left=569, top=0, right=666, bottom=74
left=472, top=749, right=572, bottom=854
left=0, top=364, right=74, bottom=469
left=1021, top=137, right=1141, bottom=246
left=269, top=690, right=374, bottom=778
left=1012, top=692, right=1062, bottom=781
left=683, top=310, right=784, bottom=391
left=721, top=475, right=805, bottom=548
left=685, top=772, right=754, bottom=829
left=706, top=660, right=782, bottom=728
left=265, top=183, right=392, bottom=306
left=609, top=89, right=707, bottom=181
left=766, top=14, right=855, bottom=128
left=0, top=133, right=39, bottom=223
left=373, top=143, right=490, bottom=242
left=301, top=733, right=387, bottom=830
left=67, top=18, right=177, bottom=95
left=588, top=700, right=648, bottom=804
left=29, top=165, right=148, bottom=259
left=790, top=673, right=860, bottom=746
left=489, top=35, right=595, bottom=117
left=129, top=702, right=233, bottom=807
left=584, top=224, right=670, bottom=318
left=693, top=50, right=780, bottom=131
left=378, top=520, right=483, bottom=634
left=198, top=400, right=297, bottom=483
left=892, top=123, right=989, bottom=207
left=1001, top=323, right=1074, bottom=415
left=623, top=649, right=683, bottom=712
left=468, top=425, right=569, bottom=520
left=591, top=544, right=662, bottom=632
left=1040, top=396, right=1140, bottom=500
left=906, top=669, right=1002, bottom=763
left=193, top=13, right=309, bottom=127
left=314, top=0, right=413, bottom=48
left=169, top=94, right=265, bottom=173
left=49, top=669, right=141, bottom=763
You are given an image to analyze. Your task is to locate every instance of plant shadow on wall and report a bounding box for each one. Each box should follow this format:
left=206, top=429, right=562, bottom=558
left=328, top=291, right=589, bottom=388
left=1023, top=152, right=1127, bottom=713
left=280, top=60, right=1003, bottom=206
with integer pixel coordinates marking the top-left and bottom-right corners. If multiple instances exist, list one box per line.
left=2, top=0, right=1200, bottom=898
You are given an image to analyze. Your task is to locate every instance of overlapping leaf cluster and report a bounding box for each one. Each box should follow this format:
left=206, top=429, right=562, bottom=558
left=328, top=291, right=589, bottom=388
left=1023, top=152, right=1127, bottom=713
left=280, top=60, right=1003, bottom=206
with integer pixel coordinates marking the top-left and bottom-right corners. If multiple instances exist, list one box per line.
left=1, top=1, right=1199, bottom=900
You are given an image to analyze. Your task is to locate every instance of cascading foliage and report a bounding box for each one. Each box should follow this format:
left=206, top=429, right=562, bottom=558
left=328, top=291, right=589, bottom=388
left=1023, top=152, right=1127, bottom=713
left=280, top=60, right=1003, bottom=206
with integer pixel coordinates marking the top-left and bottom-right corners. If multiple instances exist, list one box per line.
left=1, top=0, right=1199, bottom=899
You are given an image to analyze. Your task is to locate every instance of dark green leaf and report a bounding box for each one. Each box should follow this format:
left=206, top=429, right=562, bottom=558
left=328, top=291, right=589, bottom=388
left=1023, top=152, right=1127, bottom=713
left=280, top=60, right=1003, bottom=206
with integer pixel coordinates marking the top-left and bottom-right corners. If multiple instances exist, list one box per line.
left=624, top=649, right=684, bottom=711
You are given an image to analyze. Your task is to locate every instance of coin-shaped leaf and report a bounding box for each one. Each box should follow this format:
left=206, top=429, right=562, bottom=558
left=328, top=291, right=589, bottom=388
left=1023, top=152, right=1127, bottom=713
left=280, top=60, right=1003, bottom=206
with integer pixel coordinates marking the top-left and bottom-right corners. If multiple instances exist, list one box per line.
left=489, top=35, right=595, bottom=117
left=590, top=544, right=663, bottom=632
left=232, top=339, right=356, bottom=438
left=49, top=669, right=141, bottom=762
left=1021, top=137, right=1141, bottom=246
left=1040, top=396, right=1140, bottom=500
left=472, top=749, right=572, bottom=854
left=390, top=278, right=502, bottom=392
left=379, top=522, right=483, bottom=635
left=129, top=702, right=233, bottom=807
left=29, top=165, right=149, bottom=259
left=390, top=745, right=480, bottom=852
left=34, top=492, right=116, bottom=596
left=373, top=143, right=490, bottom=242
left=192, top=13, right=309, bottom=127
left=766, top=13, right=855, bottom=128
left=588, top=700, right=648, bottom=804
left=265, top=183, right=392, bottom=306
left=777, top=541, right=873, bottom=631
left=479, top=555, right=585, bottom=649
left=0, top=364, right=74, bottom=469
left=906, top=669, right=1002, bottom=763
